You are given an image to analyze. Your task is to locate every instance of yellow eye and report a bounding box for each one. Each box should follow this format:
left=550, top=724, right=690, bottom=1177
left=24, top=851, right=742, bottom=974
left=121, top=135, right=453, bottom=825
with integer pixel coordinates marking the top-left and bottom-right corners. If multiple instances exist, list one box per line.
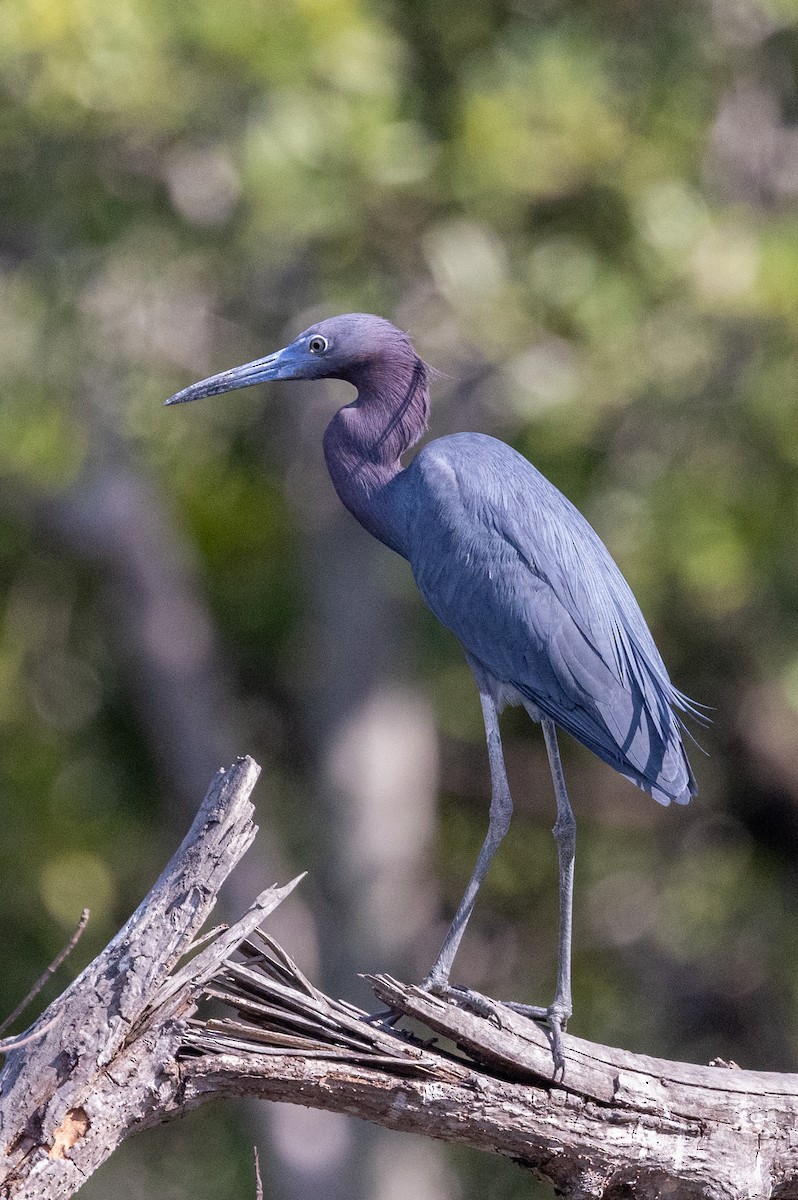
left=308, top=335, right=328, bottom=354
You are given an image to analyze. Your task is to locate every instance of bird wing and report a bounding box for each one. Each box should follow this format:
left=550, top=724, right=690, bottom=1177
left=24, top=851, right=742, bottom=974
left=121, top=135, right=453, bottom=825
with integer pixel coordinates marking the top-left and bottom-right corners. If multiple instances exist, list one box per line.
left=403, top=434, right=696, bottom=804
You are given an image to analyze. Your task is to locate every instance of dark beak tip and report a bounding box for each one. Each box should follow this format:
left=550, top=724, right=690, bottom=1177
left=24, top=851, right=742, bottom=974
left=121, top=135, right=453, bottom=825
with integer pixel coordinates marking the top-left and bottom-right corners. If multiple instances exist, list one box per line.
left=162, top=348, right=284, bottom=409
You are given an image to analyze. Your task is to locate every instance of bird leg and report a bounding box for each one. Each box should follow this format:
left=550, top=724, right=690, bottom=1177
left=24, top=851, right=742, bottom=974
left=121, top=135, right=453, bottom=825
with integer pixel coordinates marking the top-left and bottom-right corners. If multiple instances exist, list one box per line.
left=363, top=690, right=512, bottom=1033
left=421, top=690, right=512, bottom=1000
left=544, top=715, right=575, bottom=1032
left=421, top=700, right=576, bottom=1075
left=503, top=715, right=575, bottom=1072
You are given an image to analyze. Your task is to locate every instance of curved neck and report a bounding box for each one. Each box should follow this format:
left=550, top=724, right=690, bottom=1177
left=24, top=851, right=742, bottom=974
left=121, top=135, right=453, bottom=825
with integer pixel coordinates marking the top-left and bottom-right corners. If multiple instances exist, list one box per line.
left=322, top=355, right=429, bottom=554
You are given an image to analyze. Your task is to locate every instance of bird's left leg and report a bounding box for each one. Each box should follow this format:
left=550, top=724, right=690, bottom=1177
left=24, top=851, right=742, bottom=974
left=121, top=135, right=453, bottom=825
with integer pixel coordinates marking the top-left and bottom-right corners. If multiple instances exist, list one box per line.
left=504, top=715, right=575, bottom=1071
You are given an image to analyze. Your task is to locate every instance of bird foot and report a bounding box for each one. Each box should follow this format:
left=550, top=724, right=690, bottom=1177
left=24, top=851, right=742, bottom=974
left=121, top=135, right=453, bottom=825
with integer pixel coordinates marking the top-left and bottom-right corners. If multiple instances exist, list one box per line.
left=422, top=978, right=568, bottom=1074
left=366, top=980, right=568, bottom=1075
left=361, top=1006, right=402, bottom=1028
left=501, top=1000, right=568, bottom=1076
left=422, top=981, right=505, bottom=1028
left=361, top=983, right=504, bottom=1033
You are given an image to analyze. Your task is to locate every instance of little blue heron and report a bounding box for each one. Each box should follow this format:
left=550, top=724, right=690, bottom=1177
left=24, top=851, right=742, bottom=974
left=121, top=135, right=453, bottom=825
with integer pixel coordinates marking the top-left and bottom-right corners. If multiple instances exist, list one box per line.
left=166, top=312, right=698, bottom=1069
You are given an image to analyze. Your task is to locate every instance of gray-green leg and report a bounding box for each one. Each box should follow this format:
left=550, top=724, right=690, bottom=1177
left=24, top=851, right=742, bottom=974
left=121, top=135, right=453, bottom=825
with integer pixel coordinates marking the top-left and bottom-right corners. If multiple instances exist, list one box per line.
left=422, top=688, right=512, bottom=991
left=422, top=698, right=575, bottom=1074
left=504, top=715, right=575, bottom=1071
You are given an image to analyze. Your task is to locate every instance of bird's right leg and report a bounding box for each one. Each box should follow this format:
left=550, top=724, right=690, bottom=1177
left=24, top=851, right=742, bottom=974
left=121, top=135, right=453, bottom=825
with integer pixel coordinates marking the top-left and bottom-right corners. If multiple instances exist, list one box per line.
left=422, top=689, right=513, bottom=1000
left=502, top=715, right=574, bottom=1073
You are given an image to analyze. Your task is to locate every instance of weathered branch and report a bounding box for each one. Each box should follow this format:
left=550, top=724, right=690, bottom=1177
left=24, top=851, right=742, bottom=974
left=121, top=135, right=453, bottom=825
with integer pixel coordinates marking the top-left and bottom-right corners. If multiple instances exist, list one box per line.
left=0, top=756, right=282, bottom=1199
left=2, top=759, right=798, bottom=1200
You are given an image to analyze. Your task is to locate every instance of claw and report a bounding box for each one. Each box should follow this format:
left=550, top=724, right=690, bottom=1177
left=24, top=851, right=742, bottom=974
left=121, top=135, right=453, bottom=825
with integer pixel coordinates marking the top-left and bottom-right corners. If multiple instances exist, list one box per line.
left=501, top=999, right=569, bottom=1075
left=547, top=1017, right=566, bottom=1077
left=423, top=981, right=505, bottom=1028
left=362, top=1006, right=402, bottom=1027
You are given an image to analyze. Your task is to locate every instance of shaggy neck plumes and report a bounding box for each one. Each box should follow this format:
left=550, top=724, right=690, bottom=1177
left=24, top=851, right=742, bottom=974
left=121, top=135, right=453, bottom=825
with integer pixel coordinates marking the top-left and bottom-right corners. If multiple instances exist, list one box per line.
left=322, top=349, right=430, bottom=554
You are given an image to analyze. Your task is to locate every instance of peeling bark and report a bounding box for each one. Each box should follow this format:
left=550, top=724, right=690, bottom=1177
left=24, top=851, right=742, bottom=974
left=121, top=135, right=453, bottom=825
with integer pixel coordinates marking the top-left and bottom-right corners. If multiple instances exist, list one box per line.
left=1, top=758, right=797, bottom=1200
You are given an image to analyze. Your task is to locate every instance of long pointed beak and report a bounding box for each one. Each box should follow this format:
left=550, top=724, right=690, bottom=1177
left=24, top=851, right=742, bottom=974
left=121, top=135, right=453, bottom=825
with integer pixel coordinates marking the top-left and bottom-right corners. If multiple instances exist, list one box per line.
left=164, top=349, right=285, bottom=406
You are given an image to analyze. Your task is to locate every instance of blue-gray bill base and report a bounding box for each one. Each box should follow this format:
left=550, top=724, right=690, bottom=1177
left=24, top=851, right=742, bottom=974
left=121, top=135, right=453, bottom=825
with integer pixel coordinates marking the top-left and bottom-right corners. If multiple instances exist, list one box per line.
left=166, top=313, right=700, bottom=1071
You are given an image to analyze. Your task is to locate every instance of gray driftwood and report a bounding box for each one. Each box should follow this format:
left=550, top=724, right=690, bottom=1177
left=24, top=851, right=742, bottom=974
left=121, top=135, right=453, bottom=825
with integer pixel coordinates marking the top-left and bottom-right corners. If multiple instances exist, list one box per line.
left=1, top=759, right=797, bottom=1200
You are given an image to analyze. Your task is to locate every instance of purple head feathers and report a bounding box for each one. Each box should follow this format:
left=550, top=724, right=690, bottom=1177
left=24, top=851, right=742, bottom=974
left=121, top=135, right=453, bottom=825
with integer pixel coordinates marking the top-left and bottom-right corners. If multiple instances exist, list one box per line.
left=309, top=316, right=430, bottom=549
left=164, top=312, right=431, bottom=549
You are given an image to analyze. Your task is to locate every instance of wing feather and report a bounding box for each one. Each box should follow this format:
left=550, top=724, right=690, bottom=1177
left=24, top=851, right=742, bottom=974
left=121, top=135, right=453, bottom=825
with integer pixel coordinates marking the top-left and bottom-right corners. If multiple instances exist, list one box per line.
left=403, top=433, right=697, bottom=804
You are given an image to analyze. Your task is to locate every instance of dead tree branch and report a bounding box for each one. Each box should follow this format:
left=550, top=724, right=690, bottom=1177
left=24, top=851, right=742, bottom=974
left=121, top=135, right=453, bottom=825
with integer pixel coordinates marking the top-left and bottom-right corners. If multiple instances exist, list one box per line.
left=1, top=758, right=797, bottom=1200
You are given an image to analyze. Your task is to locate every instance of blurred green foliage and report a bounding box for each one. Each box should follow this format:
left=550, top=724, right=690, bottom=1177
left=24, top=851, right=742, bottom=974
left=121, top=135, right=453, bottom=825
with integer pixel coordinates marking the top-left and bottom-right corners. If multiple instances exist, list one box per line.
left=4, top=0, right=798, bottom=1195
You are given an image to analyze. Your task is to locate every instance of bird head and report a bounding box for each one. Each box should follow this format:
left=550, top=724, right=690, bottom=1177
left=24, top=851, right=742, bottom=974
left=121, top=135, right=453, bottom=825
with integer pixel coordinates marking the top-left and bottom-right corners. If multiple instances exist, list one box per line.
left=164, top=313, right=418, bottom=406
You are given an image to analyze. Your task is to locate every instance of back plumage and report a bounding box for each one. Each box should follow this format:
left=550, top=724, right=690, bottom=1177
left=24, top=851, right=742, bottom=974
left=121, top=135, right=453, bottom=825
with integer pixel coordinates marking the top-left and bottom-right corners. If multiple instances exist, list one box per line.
left=401, top=432, right=697, bottom=805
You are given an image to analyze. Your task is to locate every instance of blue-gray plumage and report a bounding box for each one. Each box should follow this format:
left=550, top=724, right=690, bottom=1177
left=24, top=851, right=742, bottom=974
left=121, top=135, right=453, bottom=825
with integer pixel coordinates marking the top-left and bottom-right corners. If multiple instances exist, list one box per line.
left=401, top=434, right=696, bottom=806
left=166, top=312, right=698, bottom=1071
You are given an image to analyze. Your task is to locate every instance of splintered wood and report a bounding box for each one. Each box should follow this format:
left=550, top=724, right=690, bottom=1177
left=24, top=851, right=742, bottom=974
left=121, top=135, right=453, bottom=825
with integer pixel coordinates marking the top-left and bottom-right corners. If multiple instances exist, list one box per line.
left=3, top=756, right=798, bottom=1200
left=183, top=931, right=440, bottom=1075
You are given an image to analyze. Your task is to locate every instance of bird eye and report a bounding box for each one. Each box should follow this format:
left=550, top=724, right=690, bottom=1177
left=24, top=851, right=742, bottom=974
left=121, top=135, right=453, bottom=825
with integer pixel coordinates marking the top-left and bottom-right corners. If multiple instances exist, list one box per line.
left=308, top=335, right=328, bottom=354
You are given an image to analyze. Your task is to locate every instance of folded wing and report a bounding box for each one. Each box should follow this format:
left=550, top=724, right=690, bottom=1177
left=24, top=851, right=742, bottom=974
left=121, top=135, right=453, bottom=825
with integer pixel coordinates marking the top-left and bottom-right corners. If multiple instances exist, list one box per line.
left=404, top=434, right=697, bottom=805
